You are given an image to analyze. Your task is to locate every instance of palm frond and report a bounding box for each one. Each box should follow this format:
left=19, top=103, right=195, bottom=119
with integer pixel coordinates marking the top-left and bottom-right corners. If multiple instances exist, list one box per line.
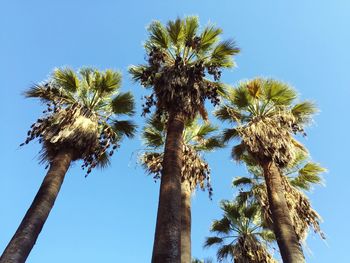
left=204, top=237, right=224, bottom=248
left=291, top=101, right=317, bottom=123
left=263, top=79, right=297, bottom=106
left=196, top=137, right=223, bottom=151
left=231, top=142, right=246, bottom=161
left=166, top=18, right=185, bottom=49
left=257, top=230, right=276, bottom=242
left=196, top=123, right=218, bottom=138
left=214, top=106, right=241, bottom=123
left=222, top=128, right=239, bottom=142
left=184, top=16, right=199, bottom=42
left=290, top=162, right=325, bottom=190
left=95, top=70, right=122, bottom=95
left=142, top=126, right=164, bottom=148
left=52, top=68, right=79, bottom=93
left=95, top=151, right=111, bottom=169
left=211, top=217, right=231, bottom=234
left=232, top=176, right=253, bottom=187
left=209, top=39, right=239, bottom=68
left=111, top=92, right=135, bottom=115
left=216, top=244, right=234, bottom=262
left=112, top=120, right=137, bottom=138
left=147, top=20, right=169, bottom=49
left=200, top=25, right=222, bottom=52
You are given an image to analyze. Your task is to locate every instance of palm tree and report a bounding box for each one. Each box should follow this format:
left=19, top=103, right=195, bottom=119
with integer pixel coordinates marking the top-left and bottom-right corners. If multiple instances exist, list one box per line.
left=0, top=68, right=136, bottom=263
left=130, top=16, right=239, bottom=262
left=233, top=152, right=326, bottom=242
left=204, top=200, right=277, bottom=263
left=141, top=115, right=222, bottom=263
left=215, top=78, right=317, bottom=262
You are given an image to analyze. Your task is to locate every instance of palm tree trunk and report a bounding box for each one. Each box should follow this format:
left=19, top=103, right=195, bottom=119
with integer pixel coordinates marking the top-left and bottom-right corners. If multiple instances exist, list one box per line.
left=181, top=180, right=191, bottom=263
left=262, top=160, right=305, bottom=263
left=0, top=148, right=73, bottom=263
left=152, top=111, right=185, bottom=263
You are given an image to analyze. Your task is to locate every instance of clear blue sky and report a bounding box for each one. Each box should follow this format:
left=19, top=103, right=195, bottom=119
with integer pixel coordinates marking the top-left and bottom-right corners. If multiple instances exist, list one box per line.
left=0, top=1, right=349, bottom=262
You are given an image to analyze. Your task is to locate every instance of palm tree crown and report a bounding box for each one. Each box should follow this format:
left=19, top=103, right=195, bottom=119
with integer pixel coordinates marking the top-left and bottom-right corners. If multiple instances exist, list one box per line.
left=216, top=78, right=317, bottom=167
left=141, top=115, right=222, bottom=196
left=234, top=152, right=326, bottom=241
left=23, top=67, right=136, bottom=174
left=130, top=16, right=240, bottom=120
left=204, top=200, right=277, bottom=263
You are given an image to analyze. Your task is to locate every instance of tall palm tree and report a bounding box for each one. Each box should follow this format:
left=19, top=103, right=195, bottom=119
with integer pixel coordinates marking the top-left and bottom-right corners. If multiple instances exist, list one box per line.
left=204, top=200, right=277, bottom=263
left=141, top=115, right=222, bottom=263
left=215, top=78, right=317, bottom=263
left=0, top=68, right=136, bottom=263
left=130, top=16, right=239, bottom=262
left=233, top=152, right=326, bottom=242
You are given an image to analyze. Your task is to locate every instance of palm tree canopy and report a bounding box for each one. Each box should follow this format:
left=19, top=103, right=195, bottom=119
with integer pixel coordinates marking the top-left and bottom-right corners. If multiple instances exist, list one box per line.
left=141, top=115, right=223, bottom=196
left=22, top=67, right=136, bottom=175
left=233, top=152, right=326, bottom=241
left=204, top=200, right=277, bottom=263
left=129, top=16, right=240, bottom=120
left=215, top=78, right=318, bottom=167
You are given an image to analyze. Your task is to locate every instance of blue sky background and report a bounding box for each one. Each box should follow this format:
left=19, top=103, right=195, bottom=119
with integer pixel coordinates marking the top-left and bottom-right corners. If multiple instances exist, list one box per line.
left=1, top=0, right=349, bottom=262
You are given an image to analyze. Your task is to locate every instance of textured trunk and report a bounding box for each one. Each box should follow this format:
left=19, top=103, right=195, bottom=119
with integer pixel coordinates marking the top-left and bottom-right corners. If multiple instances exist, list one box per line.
left=262, top=160, right=305, bottom=263
left=181, top=180, right=191, bottom=263
left=0, top=149, right=73, bottom=263
left=152, top=111, right=185, bottom=263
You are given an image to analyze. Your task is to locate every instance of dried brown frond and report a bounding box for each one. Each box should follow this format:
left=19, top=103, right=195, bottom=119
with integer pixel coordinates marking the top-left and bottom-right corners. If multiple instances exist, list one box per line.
left=237, top=111, right=306, bottom=167
left=233, top=235, right=277, bottom=263
left=141, top=144, right=212, bottom=196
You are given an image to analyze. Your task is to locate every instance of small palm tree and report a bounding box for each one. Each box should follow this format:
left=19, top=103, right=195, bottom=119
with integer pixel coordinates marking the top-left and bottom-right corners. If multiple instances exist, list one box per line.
left=141, top=115, right=222, bottom=263
left=234, top=152, right=326, bottom=242
left=204, top=200, right=277, bottom=263
left=0, top=68, right=136, bottom=263
left=130, top=16, right=239, bottom=262
left=215, top=78, right=318, bottom=262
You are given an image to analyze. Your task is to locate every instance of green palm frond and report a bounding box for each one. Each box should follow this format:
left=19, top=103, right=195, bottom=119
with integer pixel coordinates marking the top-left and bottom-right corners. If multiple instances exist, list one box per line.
left=195, top=137, right=223, bottom=151
left=290, top=162, right=325, bottom=190
left=195, top=123, right=217, bottom=138
left=257, top=230, right=276, bottom=242
left=232, top=85, right=252, bottom=109
left=95, top=151, right=111, bottom=169
left=232, top=176, right=254, bottom=187
left=216, top=244, right=234, bottom=262
left=93, top=69, right=122, bottom=95
left=209, top=39, right=239, bottom=68
left=111, top=92, right=135, bottom=115
left=231, top=143, right=246, bottom=161
left=292, top=101, right=317, bottom=123
left=166, top=17, right=185, bottom=49
left=24, top=84, right=72, bottom=103
left=204, top=237, right=224, bottom=248
left=200, top=25, right=222, bottom=52
left=263, top=79, right=297, bottom=106
left=111, top=120, right=137, bottom=138
left=184, top=16, right=199, bottom=43
left=52, top=68, right=79, bottom=93
left=147, top=20, right=169, bottom=49
left=211, top=217, right=231, bottom=234
left=222, top=128, right=239, bottom=142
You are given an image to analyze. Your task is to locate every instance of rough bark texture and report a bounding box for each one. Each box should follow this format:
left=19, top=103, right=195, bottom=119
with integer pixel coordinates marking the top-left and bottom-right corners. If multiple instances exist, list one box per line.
left=262, top=160, right=305, bottom=263
left=0, top=149, right=73, bottom=263
left=152, top=111, right=185, bottom=263
left=181, top=181, right=191, bottom=263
